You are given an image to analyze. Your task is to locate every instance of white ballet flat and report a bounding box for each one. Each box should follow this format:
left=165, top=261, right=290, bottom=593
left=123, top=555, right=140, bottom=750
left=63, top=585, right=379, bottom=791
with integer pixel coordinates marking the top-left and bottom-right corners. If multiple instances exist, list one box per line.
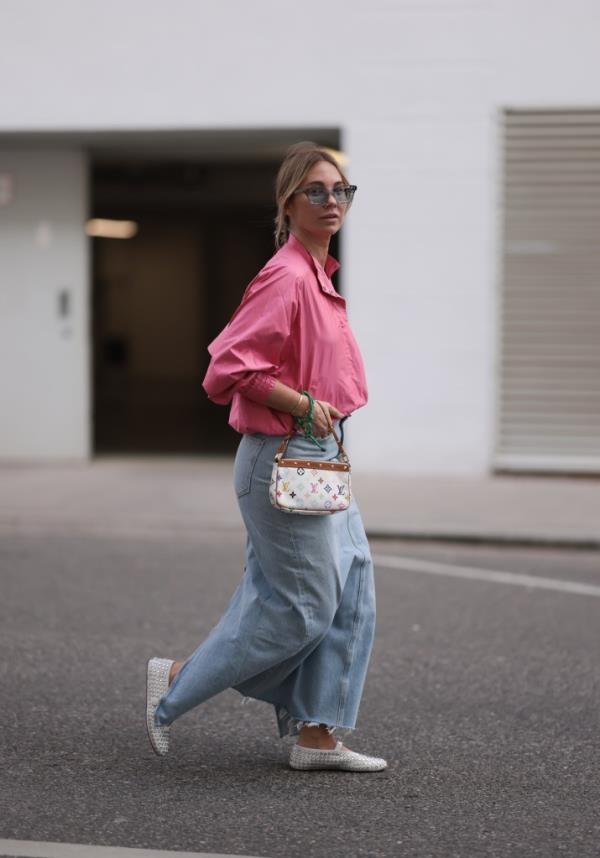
left=145, top=657, right=174, bottom=756
left=289, top=739, right=388, bottom=772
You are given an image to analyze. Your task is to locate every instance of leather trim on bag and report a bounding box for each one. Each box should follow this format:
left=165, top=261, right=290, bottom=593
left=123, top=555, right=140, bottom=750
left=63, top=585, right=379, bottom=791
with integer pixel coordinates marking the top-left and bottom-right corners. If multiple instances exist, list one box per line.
left=279, top=459, right=350, bottom=471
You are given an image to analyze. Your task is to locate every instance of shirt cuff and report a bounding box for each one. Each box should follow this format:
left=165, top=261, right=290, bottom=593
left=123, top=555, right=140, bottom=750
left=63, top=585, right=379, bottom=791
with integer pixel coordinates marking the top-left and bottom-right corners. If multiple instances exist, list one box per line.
left=235, top=371, right=278, bottom=405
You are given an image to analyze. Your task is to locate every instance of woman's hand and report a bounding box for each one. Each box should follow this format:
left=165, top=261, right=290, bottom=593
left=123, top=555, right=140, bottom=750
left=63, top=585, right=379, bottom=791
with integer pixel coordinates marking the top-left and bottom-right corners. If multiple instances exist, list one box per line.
left=312, top=400, right=343, bottom=437
left=264, top=383, right=343, bottom=438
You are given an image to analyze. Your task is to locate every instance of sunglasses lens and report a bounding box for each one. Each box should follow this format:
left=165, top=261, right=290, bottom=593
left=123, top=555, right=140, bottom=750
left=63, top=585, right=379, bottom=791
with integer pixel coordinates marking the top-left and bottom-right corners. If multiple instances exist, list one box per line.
left=307, top=189, right=328, bottom=204
left=334, top=188, right=351, bottom=203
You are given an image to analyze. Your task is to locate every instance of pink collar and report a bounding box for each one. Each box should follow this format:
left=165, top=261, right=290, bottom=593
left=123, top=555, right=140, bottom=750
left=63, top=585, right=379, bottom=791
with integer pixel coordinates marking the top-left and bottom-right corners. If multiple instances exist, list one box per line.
left=286, top=232, right=341, bottom=281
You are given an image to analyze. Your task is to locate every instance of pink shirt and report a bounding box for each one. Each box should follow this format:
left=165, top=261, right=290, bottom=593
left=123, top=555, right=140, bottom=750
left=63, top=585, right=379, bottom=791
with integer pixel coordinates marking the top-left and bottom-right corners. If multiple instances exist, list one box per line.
left=202, top=232, right=368, bottom=435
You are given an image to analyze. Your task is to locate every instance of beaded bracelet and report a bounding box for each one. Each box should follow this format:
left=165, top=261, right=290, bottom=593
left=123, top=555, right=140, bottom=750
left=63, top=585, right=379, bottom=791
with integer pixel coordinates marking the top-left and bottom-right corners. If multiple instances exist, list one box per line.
left=293, top=390, right=325, bottom=450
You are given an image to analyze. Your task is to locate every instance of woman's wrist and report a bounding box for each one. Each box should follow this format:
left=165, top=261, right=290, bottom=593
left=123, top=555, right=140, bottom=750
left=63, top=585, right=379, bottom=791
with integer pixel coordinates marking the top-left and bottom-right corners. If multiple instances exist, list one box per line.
left=291, top=392, right=310, bottom=418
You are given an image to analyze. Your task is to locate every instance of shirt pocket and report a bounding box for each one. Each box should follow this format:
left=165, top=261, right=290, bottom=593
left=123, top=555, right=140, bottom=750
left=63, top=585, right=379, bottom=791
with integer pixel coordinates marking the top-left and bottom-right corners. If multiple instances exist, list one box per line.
left=234, top=435, right=267, bottom=498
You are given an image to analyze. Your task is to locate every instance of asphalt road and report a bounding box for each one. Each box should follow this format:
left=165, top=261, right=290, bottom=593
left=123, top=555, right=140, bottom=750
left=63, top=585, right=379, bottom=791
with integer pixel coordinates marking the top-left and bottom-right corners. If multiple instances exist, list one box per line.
left=1, top=530, right=599, bottom=858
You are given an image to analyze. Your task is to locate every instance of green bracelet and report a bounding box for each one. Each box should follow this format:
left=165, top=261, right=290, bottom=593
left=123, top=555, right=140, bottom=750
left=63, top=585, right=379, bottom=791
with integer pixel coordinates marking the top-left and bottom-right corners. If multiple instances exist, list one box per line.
left=293, top=390, right=325, bottom=450
left=293, top=390, right=314, bottom=435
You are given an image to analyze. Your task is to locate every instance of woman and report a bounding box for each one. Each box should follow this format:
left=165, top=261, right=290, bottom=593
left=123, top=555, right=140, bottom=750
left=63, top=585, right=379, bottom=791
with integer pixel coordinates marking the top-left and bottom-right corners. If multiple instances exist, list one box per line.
left=146, top=141, right=387, bottom=772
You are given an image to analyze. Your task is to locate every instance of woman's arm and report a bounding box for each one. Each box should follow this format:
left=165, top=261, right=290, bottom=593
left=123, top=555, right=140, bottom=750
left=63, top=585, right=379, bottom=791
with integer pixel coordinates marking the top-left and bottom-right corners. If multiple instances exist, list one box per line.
left=203, top=272, right=296, bottom=407
left=265, top=381, right=343, bottom=438
left=202, top=269, right=342, bottom=436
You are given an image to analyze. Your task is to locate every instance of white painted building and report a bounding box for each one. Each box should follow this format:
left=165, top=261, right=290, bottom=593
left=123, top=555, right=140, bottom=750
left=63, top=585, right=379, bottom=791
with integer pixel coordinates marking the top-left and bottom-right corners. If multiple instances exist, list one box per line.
left=1, top=0, right=599, bottom=474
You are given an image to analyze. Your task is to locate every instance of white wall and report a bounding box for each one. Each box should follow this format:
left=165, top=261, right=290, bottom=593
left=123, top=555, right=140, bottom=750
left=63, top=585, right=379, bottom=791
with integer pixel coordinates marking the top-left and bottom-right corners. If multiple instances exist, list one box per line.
left=1, top=0, right=599, bottom=471
left=0, top=149, right=90, bottom=459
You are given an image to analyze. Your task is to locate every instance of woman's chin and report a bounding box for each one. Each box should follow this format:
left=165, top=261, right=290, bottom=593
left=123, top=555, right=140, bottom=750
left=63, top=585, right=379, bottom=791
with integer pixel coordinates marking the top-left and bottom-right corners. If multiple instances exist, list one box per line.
left=312, top=222, right=341, bottom=239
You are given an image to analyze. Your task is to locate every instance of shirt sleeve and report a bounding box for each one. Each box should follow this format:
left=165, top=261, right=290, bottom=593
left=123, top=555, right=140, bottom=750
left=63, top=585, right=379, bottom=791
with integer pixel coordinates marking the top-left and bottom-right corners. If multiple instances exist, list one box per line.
left=202, top=267, right=298, bottom=406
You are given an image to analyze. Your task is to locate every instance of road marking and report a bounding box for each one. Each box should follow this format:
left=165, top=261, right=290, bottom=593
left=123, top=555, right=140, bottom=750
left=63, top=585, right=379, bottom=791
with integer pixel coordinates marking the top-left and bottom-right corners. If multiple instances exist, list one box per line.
left=372, top=553, right=600, bottom=598
left=0, top=839, right=267, bottom=858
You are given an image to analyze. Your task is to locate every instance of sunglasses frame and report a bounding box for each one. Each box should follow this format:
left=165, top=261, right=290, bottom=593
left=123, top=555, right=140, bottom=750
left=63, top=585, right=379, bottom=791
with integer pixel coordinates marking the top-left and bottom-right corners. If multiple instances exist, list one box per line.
left=293, top=184, right=357, bottom=206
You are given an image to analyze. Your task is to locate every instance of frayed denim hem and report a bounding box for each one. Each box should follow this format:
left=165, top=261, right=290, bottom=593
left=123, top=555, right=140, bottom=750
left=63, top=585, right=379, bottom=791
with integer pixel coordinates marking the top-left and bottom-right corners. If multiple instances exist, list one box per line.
left=274, top=704, right=356, bottom=741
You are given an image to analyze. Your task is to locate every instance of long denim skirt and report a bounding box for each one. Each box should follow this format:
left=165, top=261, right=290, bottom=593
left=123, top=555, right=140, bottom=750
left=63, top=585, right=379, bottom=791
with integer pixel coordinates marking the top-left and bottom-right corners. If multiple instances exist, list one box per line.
left=154, top=429, right=376, bottom=739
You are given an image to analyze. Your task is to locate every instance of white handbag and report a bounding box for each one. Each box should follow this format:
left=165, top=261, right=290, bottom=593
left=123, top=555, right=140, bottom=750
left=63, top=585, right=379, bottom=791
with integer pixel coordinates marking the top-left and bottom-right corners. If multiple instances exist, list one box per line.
left=269, top=428, right=351, bottom=515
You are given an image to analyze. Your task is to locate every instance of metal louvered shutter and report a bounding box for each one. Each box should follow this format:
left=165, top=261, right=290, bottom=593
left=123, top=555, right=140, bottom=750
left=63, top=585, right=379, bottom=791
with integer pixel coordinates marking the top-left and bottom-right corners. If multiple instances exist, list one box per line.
left=494, top=109, right=600, bottom=473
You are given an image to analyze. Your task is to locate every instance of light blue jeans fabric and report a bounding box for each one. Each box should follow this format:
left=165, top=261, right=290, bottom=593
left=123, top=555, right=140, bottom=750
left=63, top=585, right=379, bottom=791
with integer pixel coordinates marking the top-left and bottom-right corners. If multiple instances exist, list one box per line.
left=154, top=428, right=376, bottom=739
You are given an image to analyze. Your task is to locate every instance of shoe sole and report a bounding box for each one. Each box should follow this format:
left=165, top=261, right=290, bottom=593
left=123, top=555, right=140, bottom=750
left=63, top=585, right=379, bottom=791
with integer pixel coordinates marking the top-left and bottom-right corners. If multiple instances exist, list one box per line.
left=289, top=752, right=388, bottom=772
left=145, top=657, right=168, bottom=757
left=289, top=760, right=388, bottom=772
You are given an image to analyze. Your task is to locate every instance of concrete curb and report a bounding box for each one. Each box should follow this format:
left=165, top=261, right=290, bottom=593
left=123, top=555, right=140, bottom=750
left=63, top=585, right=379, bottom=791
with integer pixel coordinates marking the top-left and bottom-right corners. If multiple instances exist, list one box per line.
left=365, top=530, right=600, bottom=551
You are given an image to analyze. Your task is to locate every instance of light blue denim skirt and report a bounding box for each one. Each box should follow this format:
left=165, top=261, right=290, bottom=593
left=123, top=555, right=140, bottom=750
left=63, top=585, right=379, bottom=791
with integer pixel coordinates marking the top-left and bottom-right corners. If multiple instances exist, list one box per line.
left=155, top=428, right=376, bottom=739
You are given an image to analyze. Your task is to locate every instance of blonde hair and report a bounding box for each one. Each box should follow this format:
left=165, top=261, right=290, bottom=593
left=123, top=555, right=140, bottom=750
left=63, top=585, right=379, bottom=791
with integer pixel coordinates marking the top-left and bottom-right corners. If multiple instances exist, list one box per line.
left=273, top=141, right=350, bottom=249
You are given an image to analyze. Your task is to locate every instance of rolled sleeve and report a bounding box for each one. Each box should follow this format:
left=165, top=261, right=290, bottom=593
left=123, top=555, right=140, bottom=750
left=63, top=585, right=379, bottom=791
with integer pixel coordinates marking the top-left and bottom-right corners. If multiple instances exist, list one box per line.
left=235, top=370, right=279, bottom=404
left=202, top=268, right=297, bottom=406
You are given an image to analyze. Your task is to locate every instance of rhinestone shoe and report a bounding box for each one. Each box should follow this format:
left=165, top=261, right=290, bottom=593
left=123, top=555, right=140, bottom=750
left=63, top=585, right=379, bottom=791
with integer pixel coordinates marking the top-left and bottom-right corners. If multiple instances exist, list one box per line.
left=289, top=739, right=388, bottom=772
left=145, top=657, right=174, bottom=757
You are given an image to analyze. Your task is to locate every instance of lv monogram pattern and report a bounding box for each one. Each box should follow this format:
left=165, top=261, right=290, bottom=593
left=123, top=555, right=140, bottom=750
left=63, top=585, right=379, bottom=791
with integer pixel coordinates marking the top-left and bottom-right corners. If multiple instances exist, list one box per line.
left=269, top=461, right=351, bottom=515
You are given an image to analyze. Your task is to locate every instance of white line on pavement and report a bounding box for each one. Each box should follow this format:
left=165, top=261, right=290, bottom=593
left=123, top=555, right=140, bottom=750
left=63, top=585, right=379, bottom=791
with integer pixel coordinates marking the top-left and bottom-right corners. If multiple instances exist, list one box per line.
left=0, top=839, right=267, bottom=858
left=372, top=553, right=600, bottom=598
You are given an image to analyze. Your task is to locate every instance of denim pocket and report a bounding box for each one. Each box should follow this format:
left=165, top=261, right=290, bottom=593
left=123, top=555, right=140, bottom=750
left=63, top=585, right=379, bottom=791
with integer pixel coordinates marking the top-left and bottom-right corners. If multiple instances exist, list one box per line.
left=234, top=435, right=266, bottom=498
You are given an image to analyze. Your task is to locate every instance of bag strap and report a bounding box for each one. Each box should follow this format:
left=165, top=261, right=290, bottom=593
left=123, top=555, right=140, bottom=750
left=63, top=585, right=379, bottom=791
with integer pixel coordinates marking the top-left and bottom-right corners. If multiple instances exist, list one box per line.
left=275, top=425, right=349, bottom=464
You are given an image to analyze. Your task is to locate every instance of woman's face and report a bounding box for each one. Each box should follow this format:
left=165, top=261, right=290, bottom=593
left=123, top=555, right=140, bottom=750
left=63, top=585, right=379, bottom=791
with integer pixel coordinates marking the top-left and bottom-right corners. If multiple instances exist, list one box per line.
left=285, top=160, right=347, bottom=240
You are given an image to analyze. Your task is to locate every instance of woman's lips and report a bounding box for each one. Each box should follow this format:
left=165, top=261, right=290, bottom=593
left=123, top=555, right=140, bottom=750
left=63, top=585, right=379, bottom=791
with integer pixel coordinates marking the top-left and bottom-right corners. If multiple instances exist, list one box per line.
left=321, top=214, right=339, bottom=220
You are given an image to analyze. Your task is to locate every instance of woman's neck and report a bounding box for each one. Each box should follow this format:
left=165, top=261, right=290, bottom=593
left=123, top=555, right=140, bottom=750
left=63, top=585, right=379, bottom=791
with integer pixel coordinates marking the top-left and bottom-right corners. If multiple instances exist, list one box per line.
left=290, top=229, right=330, bottom=269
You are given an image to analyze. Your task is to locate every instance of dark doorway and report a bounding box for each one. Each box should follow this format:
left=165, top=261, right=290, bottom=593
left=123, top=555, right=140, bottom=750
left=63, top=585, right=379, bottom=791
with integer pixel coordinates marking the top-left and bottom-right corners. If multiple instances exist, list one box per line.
left=91, top=145, right=341, bottom=455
